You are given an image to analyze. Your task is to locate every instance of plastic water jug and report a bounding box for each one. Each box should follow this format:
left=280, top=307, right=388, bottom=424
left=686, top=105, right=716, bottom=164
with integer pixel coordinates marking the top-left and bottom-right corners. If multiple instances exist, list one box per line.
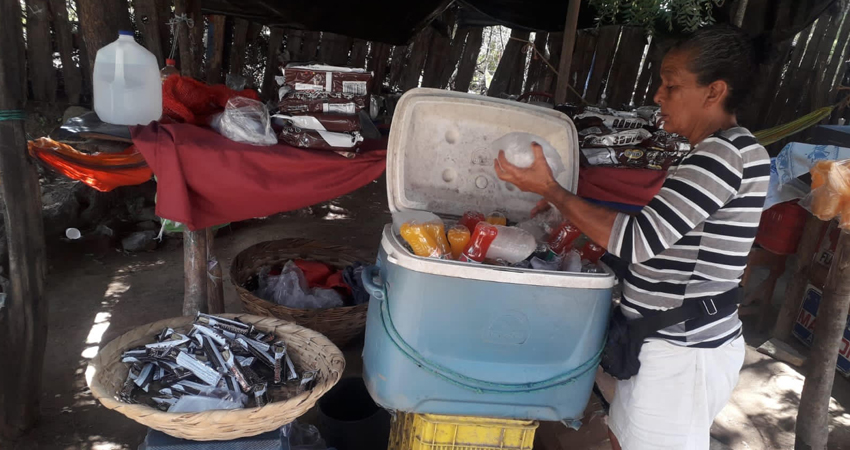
left=93, top=31, right=162, bottom=125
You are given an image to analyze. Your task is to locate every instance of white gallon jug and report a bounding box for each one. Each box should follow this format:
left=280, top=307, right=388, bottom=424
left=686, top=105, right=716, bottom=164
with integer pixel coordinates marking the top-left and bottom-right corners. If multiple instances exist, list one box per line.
left=93, top=31, right=162, bottom=125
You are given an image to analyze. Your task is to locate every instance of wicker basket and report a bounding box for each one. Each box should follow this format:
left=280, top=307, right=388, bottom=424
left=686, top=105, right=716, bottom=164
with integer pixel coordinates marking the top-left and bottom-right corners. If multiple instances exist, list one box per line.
left=230, top=239, right=372, bottom=348
left=88, top=314, right=345, bottom=441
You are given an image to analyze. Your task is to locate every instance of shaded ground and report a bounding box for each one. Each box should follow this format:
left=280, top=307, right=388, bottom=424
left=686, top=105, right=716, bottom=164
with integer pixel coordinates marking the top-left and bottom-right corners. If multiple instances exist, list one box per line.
left=1, top=173, right=849, bottom=449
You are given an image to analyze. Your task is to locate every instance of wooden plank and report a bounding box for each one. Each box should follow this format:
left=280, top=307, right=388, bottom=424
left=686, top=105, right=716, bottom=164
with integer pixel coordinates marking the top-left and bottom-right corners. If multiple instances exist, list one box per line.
left=764, top=22, right=817, bottom=127
left=367, top=42, right=391, bottom=93
left=229, top=18, right=250, bottom=76
left=796, top=230, right=850, bottom=450
left=261, top=27, right=284, bottom=100
left=301, top=31, right=321, bottom=62
left=400, top=26, right=433, bottom=91
left=350, top=39, right=368, bottom=69
left=75, top=0, right=133, bottom=77
left=779, top=15, right=835, bottom=124
left=206, top=15, right=227, bottom=84
left=633, top=39, right=660, bottom=106
left=26, top=0, right=57, bottom=101
left=542, top=32, right=563, bottom=95
left=49, top=0, right=82, bottom=104
left=183, top=229, right=208, bottom=316
left=174, top=0, right=203, bottom=78
left=584, top=26, right=621, bottom=105
left=607, top=27, right=646, bottom=109
left=487, top=29, right=530, bottom=97
left=318, top=32, right=352, bottom=66
left=0, top=0, right=48, bottom=437
left=421, top=10, right=457, bottom=89
left=453, top=27, right=483, bottom=92
left=285, top=29, right=304, bottom=62
left=555, top=0, right=582, bottom=103
left=824, top=9, right=850, bottom=92
left=388, top=45, right=409, bottom=90
left=133, top=0, right=167, bottom=67
left=524, top=32, right=548, bottom=93
left=773, top=215, right=827, bottom=341
left=570, top=30, right=598, bottom=102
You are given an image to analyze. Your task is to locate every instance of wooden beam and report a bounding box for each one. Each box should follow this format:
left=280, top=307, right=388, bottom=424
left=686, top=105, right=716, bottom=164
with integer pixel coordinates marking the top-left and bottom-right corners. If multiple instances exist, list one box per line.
left=453, top=27, right=483, bottom=92
left=205, top=228, right=224, bottom=314
left=319, top=32, right=353, bottom=66
left=487, top=29, right=530, bottom=97
left=542, top=32, right=563, bottom=95
left=607, top=27, right=647, bottom=108
left=555, top=0, right=582, bottom=104
left=367, top=42, right=391, bottom=94
left=388, top=45, right=409, bottom=90
left=400, top=26, right=433, bottom=91
left=285, top=29, right=304, bottom=61
left=174, top=0, right=203, bottom=78
left=76, top=0, right=133, bottom=77
left=773, top=215, right=828, bottom=341
left=584, top=26, right=621, bottom=105
left=133, top=0, right=167, bottom=67
left=229, top=19, right=250, bottom=76
left=301, top=31, right=321, bottom=62
left=796, top=230, right=850, bottom=450
left=568, top=30, right=598, bottom=102
left=207, top=15, right=227, bottom=84
left=183, top=229, right=208, bottom=316
left=261, top=27, right=284, bottom=100
left=421, top=11, right=457, bottom=89
left=524, top=31, right=549, bottom=93
left=350, top=39, right=368, bottom=69
left=26, top=0, right=57, bottom=102
left=48, top=0, right=82, bottom=104
left=0, top=0, right=48, bottom=437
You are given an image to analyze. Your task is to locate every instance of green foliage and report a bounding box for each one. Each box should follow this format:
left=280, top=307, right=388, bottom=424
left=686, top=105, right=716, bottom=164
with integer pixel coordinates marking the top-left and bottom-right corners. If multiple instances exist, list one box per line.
left=588, top=0, right=725, bottom=35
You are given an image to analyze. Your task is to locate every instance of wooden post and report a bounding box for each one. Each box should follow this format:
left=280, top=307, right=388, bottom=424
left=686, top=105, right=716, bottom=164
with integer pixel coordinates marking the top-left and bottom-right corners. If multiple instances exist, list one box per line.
left=173, top=0, right=202, bottom=78
left=367, top=42, right=391, bottom=93
left=400, top=26, right=433, bottom=91
left=350, top=39, right=368, bottom=69
left=205, top=228, right=224, bottom=314
left=285, top=29, right=304, bottom=61
left=487, top=29, right=530, bottom=97
left=48, top=0, right=82, bottom=103
left=525, top=31, right=549, bottom=93
left=734, top=0, right=749, bottom=27
left=207, top=15, right=227, bottom=84
left=183, top=229, right=208, bottom=316
left=555, top=0, right=582, bottom=104
left=0, top=0, right=48, bottom=437
left=261, top=27, right=285, bottom=100
left=301, top=31, right=321, bottom=62
left=26, top=0, right=57, bottom=102
left=773, top=215, right=828, bottom=341
left=76, top=0, right=133, bottom=75
left=421, top=11, right=457, bottom=89
left=453, top=28, right=483, bottom=92
left=388, top=45, right=409, bottom=90
left=229, top=19, right=250, bottom=77
left=795, top=230, right=850, bottom=450
left=133, top=0, right=167, bottom=67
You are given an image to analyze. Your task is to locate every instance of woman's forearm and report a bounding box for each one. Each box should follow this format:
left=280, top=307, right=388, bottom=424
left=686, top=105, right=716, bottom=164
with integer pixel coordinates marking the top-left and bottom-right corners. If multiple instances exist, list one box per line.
left=544, top=185, right=619, bottom=249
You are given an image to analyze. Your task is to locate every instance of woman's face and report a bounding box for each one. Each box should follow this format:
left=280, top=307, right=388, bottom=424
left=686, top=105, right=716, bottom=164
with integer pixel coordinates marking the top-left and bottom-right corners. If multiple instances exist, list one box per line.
left=653, top=50, right=712, bottom=138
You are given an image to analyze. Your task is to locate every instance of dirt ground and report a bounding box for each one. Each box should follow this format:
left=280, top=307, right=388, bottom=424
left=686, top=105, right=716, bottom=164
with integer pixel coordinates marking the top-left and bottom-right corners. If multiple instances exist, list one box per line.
left=1, top=175, right=850, bottom=449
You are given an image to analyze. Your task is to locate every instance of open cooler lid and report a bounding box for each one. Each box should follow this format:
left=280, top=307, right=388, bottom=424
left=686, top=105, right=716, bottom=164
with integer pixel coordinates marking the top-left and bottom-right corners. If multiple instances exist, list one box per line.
left=387, top=88, right=579, bottom=222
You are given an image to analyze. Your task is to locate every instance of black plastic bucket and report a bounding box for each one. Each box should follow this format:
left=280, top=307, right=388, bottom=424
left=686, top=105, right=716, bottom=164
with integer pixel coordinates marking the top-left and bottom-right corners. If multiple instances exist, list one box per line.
left=317, top=377, right=390, bottom=450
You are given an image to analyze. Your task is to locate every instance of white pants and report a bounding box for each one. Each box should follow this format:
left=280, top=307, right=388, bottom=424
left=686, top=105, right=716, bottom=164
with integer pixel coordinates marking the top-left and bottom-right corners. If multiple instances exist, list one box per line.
left=608, top=336, right=745, bottom=450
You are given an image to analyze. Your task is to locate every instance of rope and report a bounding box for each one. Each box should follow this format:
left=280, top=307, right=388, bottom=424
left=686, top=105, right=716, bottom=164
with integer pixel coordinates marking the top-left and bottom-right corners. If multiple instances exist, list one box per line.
left=509, top=36, right=587, bottom=104
left=167, top=14, right=195, bottom=60
left=0, top=110, right=26, bottom=122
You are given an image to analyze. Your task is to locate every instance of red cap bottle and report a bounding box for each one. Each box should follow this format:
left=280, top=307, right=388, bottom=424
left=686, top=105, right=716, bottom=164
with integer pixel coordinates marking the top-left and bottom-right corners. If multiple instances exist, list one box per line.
left=460, top=222, right=499, bottom=263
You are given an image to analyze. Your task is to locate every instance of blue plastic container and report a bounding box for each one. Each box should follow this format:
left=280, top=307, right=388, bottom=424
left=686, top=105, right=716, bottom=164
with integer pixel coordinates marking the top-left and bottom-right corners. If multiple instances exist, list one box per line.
left=361, top=89, right=615, bottom=423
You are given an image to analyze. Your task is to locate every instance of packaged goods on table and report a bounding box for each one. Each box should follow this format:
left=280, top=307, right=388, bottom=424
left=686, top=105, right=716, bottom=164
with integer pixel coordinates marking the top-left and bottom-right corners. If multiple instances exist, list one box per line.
left=278, top=92, right=367, bottom=115
left=118, top=313, right=318, bottom=412
left=280, top=64, right=372, bottom=96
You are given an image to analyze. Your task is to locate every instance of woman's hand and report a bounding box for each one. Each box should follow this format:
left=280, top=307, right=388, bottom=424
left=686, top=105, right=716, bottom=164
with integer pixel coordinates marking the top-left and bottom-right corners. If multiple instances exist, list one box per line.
left=494, top=142, right=560, bottom=197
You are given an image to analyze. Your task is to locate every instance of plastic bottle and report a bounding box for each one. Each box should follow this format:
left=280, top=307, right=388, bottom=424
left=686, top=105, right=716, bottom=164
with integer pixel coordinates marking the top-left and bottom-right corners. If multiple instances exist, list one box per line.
left=561, top=249, right=583, bottom=272
left=160, top=58, right=179, bottom=82
left=459, top=211, right=485, bottom=233
left=93, top=31, right=163, bottom=125
left=460, top=222, right=499, bottom=263
left=400, top=223, right=443, bottom=258
left=516, top=206, right=563, bottom=243
left=424, top=222, right=451, bottom=257
left=578, top=240, right=607, bottom=264
left=486, top=211, right=507, bottom=226
left=548, top=221, right=582, bottom=255
left=447, top=225, right=471, bottom=260
left=392, top=211, right=442, bottom=235
left=486, top=225, right=537, bottom=264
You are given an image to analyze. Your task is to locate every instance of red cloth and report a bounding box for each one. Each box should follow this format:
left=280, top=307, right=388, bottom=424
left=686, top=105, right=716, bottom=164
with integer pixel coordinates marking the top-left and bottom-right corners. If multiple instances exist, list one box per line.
left=131, top=122, right=387, bottom=230
left=294, top=260, right=351, bottom=295
left=577, top=166, right=667, bottom=207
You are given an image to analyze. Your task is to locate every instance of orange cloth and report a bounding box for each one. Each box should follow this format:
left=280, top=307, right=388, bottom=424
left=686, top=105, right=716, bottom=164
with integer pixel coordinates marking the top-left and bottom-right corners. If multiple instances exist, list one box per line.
left=27, top=138, right=152, bottom=192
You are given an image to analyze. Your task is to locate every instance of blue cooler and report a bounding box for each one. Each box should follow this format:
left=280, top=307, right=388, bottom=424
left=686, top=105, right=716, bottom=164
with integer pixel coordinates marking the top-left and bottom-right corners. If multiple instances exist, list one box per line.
left=361, top=89, right=615, bottom=423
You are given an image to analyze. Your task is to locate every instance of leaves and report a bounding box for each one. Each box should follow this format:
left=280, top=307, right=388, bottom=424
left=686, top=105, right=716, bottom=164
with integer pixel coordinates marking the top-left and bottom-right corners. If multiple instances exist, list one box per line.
left=587, top=0, right=725, bottom=34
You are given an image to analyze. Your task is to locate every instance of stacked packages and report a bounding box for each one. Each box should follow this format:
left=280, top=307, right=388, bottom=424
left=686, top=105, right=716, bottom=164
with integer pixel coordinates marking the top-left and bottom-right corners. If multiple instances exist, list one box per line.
left=275, top=64, right=372, bottom=151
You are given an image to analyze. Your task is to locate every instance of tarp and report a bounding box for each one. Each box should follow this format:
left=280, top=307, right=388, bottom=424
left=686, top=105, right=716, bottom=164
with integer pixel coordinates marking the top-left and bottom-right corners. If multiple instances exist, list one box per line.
left=132, top=122, right=387, bottom=230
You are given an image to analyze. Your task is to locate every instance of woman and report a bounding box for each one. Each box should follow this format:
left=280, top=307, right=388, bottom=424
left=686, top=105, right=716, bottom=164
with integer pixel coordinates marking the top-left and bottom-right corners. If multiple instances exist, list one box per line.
left=495, top=26, right=770, bottom=450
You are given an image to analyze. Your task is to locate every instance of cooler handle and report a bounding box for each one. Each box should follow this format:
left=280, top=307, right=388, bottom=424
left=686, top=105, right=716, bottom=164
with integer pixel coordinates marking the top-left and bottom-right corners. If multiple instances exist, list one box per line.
left=361, top=265, right=385, bottom=301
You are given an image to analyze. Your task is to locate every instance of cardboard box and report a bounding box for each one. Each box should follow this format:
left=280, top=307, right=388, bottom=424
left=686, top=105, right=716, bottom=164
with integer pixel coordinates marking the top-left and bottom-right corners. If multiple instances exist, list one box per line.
left=792, top=284, right=850, bottom=377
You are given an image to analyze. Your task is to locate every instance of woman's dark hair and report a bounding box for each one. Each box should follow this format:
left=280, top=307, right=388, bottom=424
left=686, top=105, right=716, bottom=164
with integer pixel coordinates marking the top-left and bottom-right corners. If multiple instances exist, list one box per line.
left=669, top=24, right=770, bottom=114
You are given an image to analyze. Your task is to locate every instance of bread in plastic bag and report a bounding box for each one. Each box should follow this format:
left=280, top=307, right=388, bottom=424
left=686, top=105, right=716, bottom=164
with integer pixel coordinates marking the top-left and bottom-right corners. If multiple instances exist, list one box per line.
left=804, top=159, right=850, bottom=228
left=210, top=97, right=278, bottom=146
left=492, top=132, right=571, bottom=188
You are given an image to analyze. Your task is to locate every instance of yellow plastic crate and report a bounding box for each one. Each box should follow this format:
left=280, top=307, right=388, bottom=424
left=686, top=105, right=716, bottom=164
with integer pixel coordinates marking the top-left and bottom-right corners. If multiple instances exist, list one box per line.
left=388, top=412, right=538, bottom=450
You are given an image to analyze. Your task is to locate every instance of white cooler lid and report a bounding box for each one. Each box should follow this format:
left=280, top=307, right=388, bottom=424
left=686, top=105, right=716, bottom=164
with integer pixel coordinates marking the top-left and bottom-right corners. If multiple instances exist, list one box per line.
left=387, top=88, right=579, bottom=222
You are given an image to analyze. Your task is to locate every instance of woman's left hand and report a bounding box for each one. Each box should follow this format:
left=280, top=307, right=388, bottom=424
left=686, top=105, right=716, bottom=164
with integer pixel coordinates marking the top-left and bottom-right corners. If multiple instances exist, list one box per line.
left=494, top=142, right=559, bottom=197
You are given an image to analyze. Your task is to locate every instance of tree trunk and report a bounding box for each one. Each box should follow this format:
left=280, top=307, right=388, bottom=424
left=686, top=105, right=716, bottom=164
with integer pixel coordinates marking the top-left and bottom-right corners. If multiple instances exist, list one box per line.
left=555, top=0, right=582, bottom=103
left=77, top=0, right=133, bottom=76
left=183, top=229, right=208, bottom=316
left=261, top=27, right=285, bottom=101
left=0, top=0, right=48, bottom=438
left=49, top=0, right=82, bottom=104
left=206, top=15, right=227, bottom=84
left=453, top=27, right=483, bottom=92
left=774, top=215, right=828, bottom=341
left=795, top=230, right=850, bottom=450
left=174, top=0, right=202, bottom=78
left=367, top=42, right=391, bottom=94
left=487, top=29, right=530, bottom=97
left=229, top=18, right=250, bottom=77
left=133, top=0, right=167, bottom=66
left=26, top=0, right=57, bottom=102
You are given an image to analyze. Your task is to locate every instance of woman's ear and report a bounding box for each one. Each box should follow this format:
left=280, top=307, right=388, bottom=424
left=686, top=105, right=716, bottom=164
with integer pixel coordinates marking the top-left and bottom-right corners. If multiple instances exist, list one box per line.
left=705, top=79, right=729, bottom=109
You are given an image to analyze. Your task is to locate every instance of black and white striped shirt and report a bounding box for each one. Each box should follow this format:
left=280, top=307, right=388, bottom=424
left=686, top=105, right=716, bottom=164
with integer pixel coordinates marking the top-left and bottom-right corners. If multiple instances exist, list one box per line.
left=607, top=127, right=770, bottom=348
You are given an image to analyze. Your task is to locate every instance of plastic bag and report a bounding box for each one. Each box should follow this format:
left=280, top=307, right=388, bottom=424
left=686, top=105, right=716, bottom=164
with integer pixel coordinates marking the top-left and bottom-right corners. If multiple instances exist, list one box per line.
left=210, top=97, right=278, bottom=146
left=167, top=395, right=244, bottom=413
left=281, top=421, right=331, bottom=450
left=516, top=206, right=563, bottom=243
left=256, top=261, right=344, bottom=309
left=803, top=159, right=850, bottom=228
left=492, top=132, right=571, bottom=188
